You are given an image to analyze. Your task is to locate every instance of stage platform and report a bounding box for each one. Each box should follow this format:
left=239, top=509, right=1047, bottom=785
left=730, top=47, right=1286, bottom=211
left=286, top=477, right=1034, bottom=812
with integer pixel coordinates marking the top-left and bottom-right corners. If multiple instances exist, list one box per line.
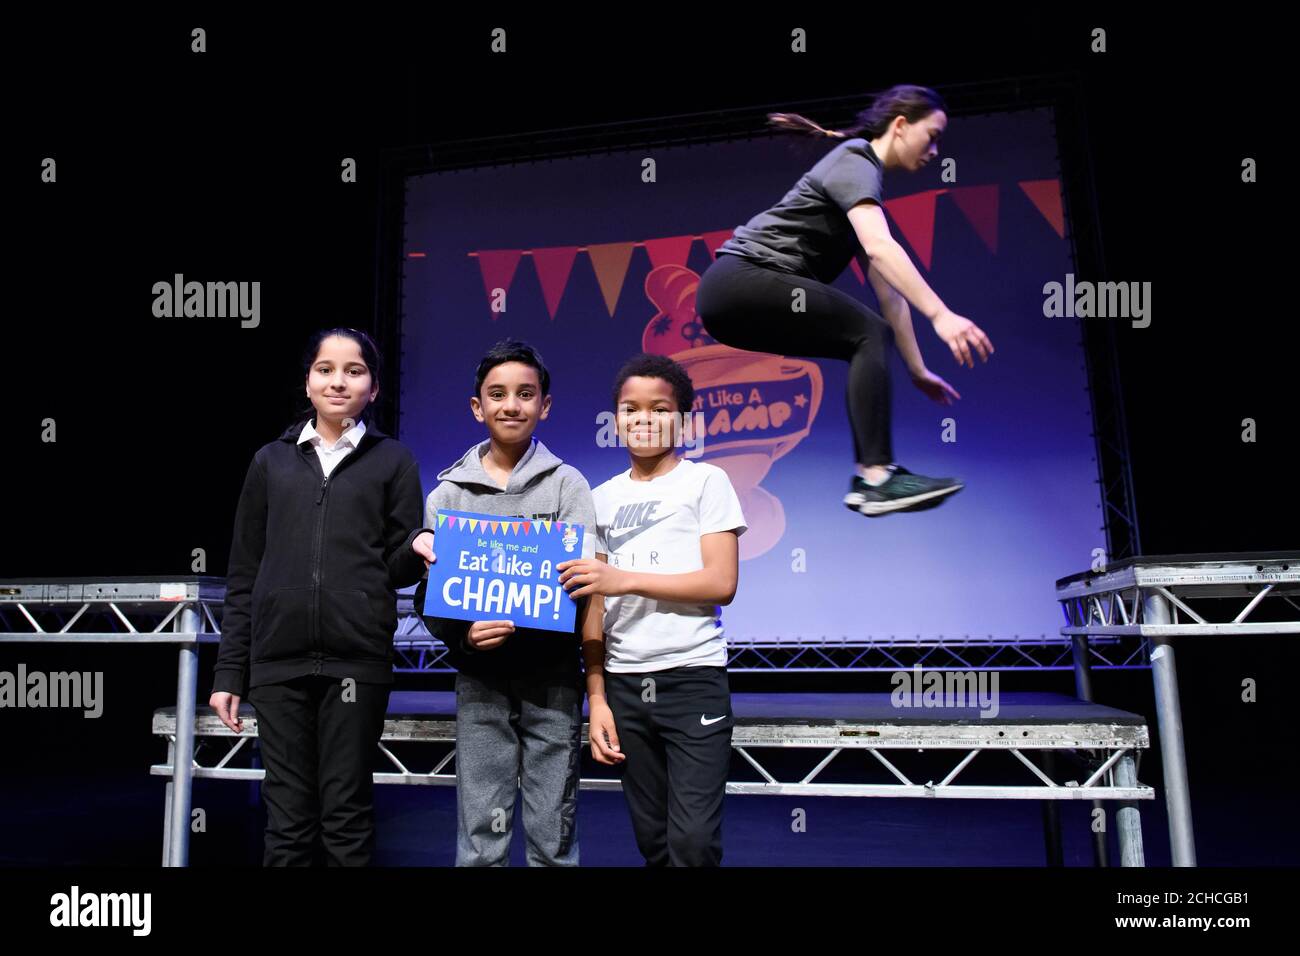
left=23, top=570, right=1272, bottom=868
left=151, top=689, right=1152, bottom=865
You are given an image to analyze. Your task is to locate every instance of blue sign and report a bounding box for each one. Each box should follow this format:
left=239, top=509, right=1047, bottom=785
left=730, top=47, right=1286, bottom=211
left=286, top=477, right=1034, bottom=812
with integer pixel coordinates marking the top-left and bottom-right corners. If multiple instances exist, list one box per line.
left=421, top=509, right=585, bottom=633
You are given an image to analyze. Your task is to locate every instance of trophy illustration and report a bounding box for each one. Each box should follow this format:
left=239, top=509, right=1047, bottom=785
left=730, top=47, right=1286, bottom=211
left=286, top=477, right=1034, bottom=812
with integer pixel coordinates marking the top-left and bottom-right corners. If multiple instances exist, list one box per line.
left=642, top=264, right=823, bottom=559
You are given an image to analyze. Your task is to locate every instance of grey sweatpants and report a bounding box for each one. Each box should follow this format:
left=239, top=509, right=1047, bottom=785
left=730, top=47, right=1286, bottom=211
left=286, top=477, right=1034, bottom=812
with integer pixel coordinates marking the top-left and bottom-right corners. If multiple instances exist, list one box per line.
left=454, top=667, right=583, bottom=866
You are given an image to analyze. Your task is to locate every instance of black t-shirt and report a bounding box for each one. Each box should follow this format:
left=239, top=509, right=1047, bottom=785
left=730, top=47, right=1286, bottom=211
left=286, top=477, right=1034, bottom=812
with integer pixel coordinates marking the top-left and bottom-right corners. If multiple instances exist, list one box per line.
left=717, top=138, right=885, bottom=285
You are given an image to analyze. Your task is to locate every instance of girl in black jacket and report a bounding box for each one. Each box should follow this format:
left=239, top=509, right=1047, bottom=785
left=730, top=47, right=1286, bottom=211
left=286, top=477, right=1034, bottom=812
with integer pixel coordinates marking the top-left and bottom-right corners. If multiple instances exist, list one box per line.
left=209, top=328, right=426, bottom=866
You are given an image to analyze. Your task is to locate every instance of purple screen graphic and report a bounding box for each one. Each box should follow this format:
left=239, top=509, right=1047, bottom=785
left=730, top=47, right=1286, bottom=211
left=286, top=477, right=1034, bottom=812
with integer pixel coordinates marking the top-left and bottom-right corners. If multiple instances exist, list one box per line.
left=400, top=108, right=1100, bottom=642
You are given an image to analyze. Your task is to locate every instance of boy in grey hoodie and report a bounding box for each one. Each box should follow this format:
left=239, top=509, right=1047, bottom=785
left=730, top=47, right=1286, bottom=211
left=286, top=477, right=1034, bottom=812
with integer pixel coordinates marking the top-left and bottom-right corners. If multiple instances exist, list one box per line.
left=409, top=340, right=597, bottom=866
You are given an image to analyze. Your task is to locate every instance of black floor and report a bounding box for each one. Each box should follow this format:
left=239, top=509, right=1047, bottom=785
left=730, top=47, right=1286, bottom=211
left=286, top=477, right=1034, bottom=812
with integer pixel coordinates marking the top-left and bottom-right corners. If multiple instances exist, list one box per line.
left=2, top=767, right=1295, bottom=866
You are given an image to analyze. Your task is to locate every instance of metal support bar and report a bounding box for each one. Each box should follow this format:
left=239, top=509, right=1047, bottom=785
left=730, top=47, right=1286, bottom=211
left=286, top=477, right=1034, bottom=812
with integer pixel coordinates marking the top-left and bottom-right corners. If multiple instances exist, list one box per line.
left=1114, top=752, right=1145, bottom=867
left=165, top=604, right=200, bottom=868
left=1144, top=593, right=1196, bottom=866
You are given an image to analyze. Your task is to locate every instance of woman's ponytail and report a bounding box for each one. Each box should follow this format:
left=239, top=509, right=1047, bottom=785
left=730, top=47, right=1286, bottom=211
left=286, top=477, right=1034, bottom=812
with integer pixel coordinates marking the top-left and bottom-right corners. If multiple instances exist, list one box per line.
left=766, top=112, right=848, bottom=139
left=766, top=84, right=946, bottom=141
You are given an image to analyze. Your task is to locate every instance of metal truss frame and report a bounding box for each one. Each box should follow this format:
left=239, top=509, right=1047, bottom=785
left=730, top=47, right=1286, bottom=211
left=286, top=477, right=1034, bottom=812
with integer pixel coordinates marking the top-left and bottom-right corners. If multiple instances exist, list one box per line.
left=5, top=572, right=1211, bottom=868
left=0, top=577, right=221, bottom=867
left=1056, top=552, right=1300, bottom=868
left=151, top=707, right=1151, bottom=865
left=1058, top=557, right=1300, bottom=639
left=0, top=579, right=225, bottom=643
left=391, top=596, right=1149, bottom=673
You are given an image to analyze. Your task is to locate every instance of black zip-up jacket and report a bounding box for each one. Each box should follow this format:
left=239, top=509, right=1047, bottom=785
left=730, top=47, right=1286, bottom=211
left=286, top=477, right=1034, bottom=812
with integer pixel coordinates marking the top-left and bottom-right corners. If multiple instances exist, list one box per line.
left=212, top=419, right=426, bottom=697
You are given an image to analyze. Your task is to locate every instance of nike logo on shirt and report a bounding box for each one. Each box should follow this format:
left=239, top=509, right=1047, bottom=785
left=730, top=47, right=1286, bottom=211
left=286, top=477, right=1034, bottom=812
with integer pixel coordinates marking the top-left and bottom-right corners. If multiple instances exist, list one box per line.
left=700, top=714, right=727, bottom=726
left=604, top=512, right=674, bottom=551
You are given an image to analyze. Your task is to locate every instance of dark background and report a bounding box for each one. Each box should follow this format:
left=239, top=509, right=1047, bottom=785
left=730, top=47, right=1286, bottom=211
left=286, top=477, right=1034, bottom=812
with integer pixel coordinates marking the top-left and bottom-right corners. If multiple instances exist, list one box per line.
left=4, top=10, right=1294, bottom=866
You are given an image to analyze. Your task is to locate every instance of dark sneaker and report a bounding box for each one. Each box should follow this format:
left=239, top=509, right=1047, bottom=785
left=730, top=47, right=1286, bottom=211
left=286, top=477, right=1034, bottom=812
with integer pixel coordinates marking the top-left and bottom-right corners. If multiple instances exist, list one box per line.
left=843, top=465, right=963, bottom=516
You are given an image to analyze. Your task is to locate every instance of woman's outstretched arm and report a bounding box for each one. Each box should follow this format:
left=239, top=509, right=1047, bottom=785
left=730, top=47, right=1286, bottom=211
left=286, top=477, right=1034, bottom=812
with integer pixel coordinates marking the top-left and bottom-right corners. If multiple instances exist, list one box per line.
left=861, top=252, right=926, bottom=374
left=848, top=201, right=948, bottom=319
left=849, top=200, right=994, bottom=369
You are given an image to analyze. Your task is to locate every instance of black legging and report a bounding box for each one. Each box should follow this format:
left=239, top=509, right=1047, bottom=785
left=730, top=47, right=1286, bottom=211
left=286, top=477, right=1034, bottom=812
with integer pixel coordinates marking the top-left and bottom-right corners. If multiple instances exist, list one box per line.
left=697, top=252, right=895, bottom=468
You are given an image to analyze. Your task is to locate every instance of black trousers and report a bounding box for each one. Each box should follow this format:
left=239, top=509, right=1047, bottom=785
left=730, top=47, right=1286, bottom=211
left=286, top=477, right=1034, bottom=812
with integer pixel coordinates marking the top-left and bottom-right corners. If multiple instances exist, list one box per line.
left=697, top=251, right=896, bottom=467
left=605, top=666, right=733, bottom=867
left=248, top=675, right=391, bottom=866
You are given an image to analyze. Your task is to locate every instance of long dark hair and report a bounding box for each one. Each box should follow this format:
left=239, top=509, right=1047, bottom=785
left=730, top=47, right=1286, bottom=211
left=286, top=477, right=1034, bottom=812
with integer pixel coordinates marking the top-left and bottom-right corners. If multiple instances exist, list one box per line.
left=768, top=84, right=946, bottom=141
left=298, top=326, right=383, bottom=426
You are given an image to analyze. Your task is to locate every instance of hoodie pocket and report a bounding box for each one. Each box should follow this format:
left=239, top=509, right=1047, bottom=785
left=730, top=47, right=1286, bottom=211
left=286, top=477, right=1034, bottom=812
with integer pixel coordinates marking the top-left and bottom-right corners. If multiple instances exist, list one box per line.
left=251, top=587, right=312, bottom=662
left=320, top=587, right=386, bottom=660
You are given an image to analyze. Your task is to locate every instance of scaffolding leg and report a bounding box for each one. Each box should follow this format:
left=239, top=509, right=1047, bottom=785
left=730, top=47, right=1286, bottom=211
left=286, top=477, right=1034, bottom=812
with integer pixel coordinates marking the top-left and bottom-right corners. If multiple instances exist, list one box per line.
left=1114, top=752, right=1145, bottom=867
left=161, top=740, right=175, bottom=866
left=1071, top=634, right=1095, bottom=700
left=1072, top=634, right=1109, bottom=867
left=1040, top=750, right=1063, bottom=865
left=166, top=605, right=200, bottom=867
left=1144, top=592, right=1196, bottom=866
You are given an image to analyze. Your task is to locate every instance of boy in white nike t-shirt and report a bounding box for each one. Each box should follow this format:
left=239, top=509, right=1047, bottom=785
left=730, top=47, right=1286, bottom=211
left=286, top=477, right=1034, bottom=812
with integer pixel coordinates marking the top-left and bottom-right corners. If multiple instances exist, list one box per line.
left=557, top=353, right=746, bottom=866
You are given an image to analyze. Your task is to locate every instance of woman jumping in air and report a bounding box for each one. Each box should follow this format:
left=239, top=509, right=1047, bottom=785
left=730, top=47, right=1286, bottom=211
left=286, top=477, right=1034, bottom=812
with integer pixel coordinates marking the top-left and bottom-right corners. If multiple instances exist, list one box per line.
left=697, top=84, right=994, bottom=517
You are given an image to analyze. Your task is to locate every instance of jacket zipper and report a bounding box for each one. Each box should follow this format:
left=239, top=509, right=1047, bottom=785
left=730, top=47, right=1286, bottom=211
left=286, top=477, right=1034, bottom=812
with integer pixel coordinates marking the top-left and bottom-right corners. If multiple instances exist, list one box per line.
left=312, top=474, right=329, bottom=674
left=305, top=432, right=370, bottom=674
